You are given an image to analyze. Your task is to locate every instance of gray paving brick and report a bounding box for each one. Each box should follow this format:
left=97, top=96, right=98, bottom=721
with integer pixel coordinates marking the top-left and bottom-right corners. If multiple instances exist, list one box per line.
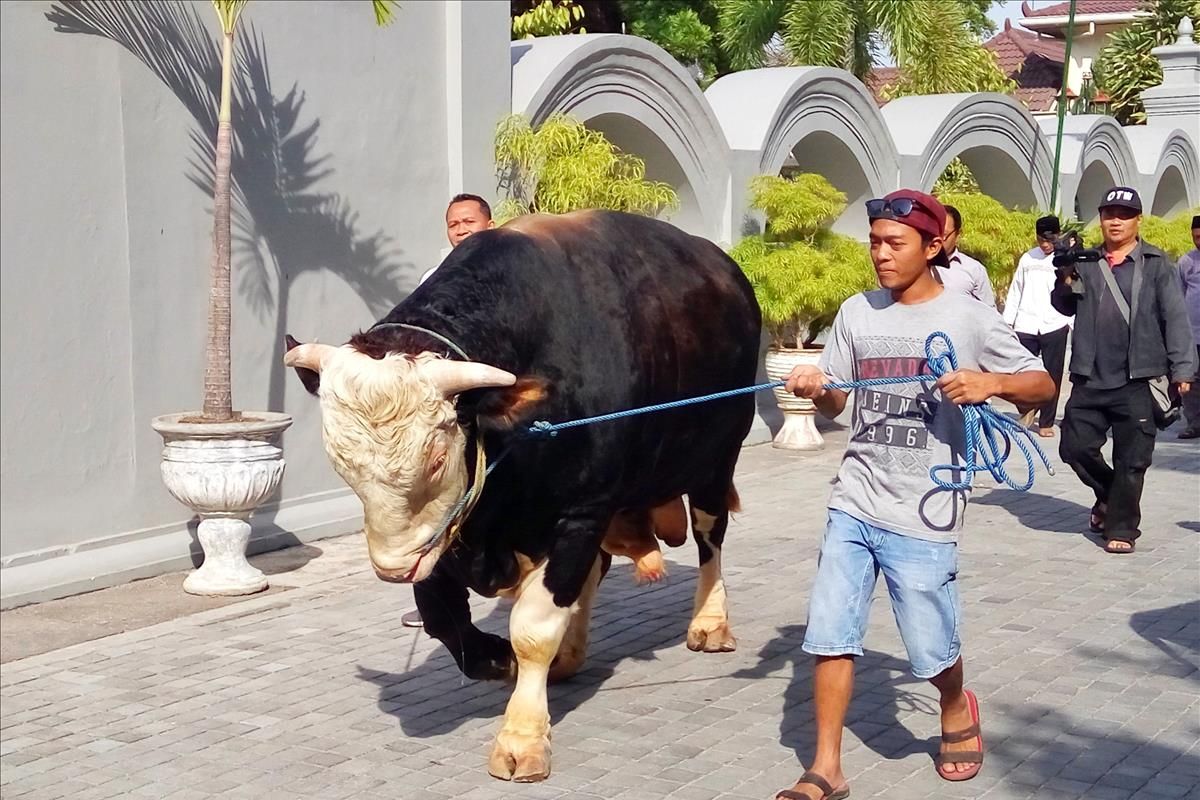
left=4, top=429, right=1199, bottom=800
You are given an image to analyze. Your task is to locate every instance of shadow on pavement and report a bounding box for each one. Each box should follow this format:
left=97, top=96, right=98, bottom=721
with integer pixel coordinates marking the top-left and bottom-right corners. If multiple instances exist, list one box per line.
left=733, top=624, right=938, bottom=765
left=1129, top=600, right=1200, bottom=676
left=358, top=560, right=714, bottom=737
left=971, top=489, right=1092, bottom=535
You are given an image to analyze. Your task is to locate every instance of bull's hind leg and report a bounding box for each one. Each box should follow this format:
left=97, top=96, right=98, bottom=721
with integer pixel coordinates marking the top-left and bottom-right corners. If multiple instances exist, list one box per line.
left=548, top=553, right=604, bottom=682
left=686, top=484, right=739, bottom=653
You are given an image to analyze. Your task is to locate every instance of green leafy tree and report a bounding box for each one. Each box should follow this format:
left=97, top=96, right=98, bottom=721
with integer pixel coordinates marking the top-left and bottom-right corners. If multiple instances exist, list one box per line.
left=1092, top=0, right=1200, bottom=125
left=715, top=0, right=999, bottom=85
left=618, top=1, right=728, bottom=83
left=730, top=174, right=876, bottom=348
left=933, top=159, right=982, bottom=196
left=494, top=113, right=679, bottom=221
left=198, top=0, right=395, bottom=421
left=512, top=0, right=585, bottom=39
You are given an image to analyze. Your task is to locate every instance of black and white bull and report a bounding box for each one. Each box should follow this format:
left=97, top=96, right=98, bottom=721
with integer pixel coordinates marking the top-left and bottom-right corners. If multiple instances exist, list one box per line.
left=285, top=210, right=761, bottom=781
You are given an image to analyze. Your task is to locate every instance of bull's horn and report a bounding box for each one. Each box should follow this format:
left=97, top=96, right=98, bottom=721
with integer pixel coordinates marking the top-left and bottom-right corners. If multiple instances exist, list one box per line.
left=284, top=341, right=338, bottom=372
left=422, top=359, right=517, bottom=397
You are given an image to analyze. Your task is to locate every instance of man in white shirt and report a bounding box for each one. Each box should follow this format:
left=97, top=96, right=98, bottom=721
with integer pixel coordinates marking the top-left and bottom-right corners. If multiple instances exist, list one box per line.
left=940, top=205, right=996, bottom=308
left=1003, top=215, right=1073, bottom=437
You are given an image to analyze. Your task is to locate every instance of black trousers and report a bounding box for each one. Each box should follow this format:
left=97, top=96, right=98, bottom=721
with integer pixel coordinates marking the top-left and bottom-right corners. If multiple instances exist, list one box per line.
left=1017, top=326, right=1069, bottom=429
left=1060, top=381, right=1157, bottom=542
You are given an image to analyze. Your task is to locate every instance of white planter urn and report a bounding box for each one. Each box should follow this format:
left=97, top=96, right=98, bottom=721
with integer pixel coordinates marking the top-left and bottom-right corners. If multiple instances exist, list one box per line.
left=764, top=347, right=825, bottom=451
left=151, top=412, right=292, bottom=596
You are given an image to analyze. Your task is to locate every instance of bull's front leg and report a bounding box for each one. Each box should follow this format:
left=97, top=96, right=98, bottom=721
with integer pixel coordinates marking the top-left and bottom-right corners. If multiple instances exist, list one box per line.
left=488, top=512, right=607, bottom=782
left=416, top=558, right=515, bottom=682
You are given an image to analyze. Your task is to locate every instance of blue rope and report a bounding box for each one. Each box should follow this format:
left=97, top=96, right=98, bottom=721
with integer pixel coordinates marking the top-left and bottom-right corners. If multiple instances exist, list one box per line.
left=525, top=331, right=1054, bottom=493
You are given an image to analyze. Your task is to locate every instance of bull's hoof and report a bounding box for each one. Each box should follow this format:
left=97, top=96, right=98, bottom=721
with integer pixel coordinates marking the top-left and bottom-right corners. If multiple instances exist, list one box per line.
left=633, top=550, right=667, bottom=584
left=488, top=730, right=551, bottom=782
left=686, top=618, right=737, bottom=653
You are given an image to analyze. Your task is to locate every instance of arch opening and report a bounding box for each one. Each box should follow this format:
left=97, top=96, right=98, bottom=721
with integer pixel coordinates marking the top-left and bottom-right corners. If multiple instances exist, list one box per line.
left=587, top=112, right=703, bottom=235
left=956, top=146, right=1039, bottom=209
left=783, top=130, right=873, bottom=237
left=1151, top=166, right=1189, bottom=218
left=1075, top=160, right=1118, bottom=225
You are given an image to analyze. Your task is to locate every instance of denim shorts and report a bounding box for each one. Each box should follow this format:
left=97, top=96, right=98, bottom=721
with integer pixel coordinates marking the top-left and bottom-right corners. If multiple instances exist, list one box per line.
left=803, top=509, right=961, bottom=678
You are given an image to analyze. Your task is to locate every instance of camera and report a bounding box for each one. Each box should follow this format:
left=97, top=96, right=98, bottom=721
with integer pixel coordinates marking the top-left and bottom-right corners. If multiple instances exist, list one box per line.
left=1050, top=229, right=1102, bottom=273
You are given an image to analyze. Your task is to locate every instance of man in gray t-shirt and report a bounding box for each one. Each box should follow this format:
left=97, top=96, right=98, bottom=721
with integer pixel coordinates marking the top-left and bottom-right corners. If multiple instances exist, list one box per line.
left=773, top=189, right=1053, bottom=800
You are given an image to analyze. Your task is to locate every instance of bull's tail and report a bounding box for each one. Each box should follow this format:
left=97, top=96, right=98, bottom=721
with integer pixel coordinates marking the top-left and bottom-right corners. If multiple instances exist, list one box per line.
left=726, top=484, right=741, bottom=514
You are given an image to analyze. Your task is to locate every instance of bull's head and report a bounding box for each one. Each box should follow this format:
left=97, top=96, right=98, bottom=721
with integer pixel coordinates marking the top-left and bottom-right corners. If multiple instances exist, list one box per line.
left=284, top=336, right=541, bottom=583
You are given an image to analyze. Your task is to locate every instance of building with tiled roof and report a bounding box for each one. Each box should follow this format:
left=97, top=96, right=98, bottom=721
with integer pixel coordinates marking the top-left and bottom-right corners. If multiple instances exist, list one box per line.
left=1019, top=0, right=1149, bottom=99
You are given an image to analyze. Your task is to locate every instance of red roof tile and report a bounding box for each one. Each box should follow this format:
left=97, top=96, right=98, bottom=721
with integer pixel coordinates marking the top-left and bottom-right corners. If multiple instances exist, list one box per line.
left=1014, top=87, right=1061, bottom=112
left=986, top=21, right=1066, bottom=76
left=1022, top=0, right=1140, bottom=18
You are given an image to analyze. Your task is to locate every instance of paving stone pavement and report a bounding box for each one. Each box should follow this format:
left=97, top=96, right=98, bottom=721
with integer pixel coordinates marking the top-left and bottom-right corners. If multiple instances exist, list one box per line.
left=2, top=425, right=1198, bottom=800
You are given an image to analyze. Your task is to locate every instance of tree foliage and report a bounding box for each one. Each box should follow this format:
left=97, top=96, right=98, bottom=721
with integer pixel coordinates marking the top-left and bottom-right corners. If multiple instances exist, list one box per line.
left=512, top=0, right=585, bottom=38
left=494, top=113, right=679, bottom=222
left=714, top=0, right=1000, bottom=86
left=933, top=159, right=982, bottom=196
left=731, top=174, right=876, bottom=347
left=1092, top=0, right=1200, bottom=125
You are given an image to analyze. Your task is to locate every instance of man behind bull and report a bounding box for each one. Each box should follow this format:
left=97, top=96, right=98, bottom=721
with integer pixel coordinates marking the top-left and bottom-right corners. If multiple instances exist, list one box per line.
left=776, top=189, right=1054, bottom=799
left=1053, top=187, right=1195, bottom=554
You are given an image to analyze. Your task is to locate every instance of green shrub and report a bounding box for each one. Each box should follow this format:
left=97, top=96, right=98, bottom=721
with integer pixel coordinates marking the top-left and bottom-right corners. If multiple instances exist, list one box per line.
left=731, top=174, right=876, bottom=348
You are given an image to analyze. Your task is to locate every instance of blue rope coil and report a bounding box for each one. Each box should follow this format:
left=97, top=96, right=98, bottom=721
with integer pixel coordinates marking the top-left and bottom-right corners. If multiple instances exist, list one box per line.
left=526, top=331, right=1054, bottom=493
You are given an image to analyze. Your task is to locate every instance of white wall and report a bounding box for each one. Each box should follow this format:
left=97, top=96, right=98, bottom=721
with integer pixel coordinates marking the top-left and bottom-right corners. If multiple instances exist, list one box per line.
left=0, top=0, right=511, bottom=606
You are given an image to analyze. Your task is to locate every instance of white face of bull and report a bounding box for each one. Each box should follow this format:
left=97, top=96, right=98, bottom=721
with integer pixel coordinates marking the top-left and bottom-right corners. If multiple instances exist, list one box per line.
left=284, top=343, right=516, bottom=583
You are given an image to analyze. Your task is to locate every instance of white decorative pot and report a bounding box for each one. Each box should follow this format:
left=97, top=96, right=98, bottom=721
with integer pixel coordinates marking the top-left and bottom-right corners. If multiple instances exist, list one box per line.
left=151, top=412, right=292, bottom=596
left=764, top=348, right=825, bottom=451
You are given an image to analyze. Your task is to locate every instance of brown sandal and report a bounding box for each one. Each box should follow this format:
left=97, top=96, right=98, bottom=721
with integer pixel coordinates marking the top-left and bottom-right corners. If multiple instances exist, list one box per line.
left=776, top=770, right=850, bottom=800
left=935, top=689, right=984, bottom=782
left=1104, top=538, right=1134, bottom=554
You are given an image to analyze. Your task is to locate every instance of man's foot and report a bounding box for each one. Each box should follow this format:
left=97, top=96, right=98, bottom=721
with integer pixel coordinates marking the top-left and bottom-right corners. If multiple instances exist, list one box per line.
left=936, top=688, right=983, bottom=780
left=1178, top=427, right=1200, bottom=440
left=1089, top=502, right=1107, bottom=533
left=776, top=769, right=849, bottom=800
left=1038, top=427, right=1056, bottom=438
left=401, top=609, right=423, bottom=628
left=1104, top=538, right=1135, bottom=554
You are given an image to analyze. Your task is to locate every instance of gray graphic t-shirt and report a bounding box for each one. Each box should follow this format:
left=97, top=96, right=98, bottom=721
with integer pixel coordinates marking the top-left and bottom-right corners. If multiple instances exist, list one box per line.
left=819, top=289, right=1044, bottom=543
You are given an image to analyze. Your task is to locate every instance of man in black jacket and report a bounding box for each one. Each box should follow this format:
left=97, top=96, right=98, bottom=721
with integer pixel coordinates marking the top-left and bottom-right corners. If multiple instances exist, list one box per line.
left=1052, top=187, right=1196, bottom=554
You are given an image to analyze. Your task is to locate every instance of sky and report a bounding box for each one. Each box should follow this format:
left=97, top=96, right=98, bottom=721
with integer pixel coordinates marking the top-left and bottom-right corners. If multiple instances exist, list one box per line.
left=987, top=0, right=1063, bottom=32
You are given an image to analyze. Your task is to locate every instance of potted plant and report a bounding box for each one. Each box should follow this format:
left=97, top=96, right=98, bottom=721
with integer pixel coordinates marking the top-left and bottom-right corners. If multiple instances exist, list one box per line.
left=151, top=1, right=397, bottom=596
left=730, top=174, right=876, bottom=450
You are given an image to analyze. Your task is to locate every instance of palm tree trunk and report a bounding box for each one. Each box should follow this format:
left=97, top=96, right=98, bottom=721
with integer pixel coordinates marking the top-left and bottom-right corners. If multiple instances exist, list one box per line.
left=203, top=29, right=235, bottom=421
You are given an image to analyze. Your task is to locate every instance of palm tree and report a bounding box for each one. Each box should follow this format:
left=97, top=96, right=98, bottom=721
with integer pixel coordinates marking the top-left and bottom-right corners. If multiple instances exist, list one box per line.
left=200, top=0, right=397, bottom=421
left=715, top=0, right=1000, bottom=88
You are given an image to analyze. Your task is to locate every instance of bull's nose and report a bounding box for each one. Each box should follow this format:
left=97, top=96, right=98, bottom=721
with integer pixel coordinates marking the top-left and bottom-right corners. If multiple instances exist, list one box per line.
left=370, top=554, right=421, bottom=583
left=372, top=563, right=413, bottom=583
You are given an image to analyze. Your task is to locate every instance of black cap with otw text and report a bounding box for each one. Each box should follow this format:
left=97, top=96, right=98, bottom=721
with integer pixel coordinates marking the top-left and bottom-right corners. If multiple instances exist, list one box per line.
left=1099, top=186, right=1142, bottom=213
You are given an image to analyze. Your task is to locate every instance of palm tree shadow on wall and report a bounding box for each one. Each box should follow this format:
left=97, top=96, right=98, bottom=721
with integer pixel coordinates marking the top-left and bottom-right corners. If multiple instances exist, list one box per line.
left=46, top=1, right=410, bottom=417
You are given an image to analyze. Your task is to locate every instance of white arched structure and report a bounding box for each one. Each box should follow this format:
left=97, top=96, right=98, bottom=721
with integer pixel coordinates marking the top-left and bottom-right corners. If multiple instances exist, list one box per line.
left=706, top=67, right=899, bottom=238
left=511, top=35, right=732, bottom=242
left=1123, top=126, right=1199, bottom=218
left=883, top=93, right=1055, bottom=210
left=1043, top=116, right=1139, bottom=223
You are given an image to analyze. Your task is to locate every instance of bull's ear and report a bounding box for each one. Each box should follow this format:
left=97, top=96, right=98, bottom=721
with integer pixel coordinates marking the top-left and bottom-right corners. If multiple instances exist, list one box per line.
left=475, top=377, right=552, bottom=432
left=284, top=335, right=323, bottom=396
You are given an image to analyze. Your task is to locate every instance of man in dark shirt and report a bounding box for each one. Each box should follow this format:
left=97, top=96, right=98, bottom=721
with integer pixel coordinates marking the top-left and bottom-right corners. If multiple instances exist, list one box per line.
left=1053, top=187, right=1195, bottom=554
